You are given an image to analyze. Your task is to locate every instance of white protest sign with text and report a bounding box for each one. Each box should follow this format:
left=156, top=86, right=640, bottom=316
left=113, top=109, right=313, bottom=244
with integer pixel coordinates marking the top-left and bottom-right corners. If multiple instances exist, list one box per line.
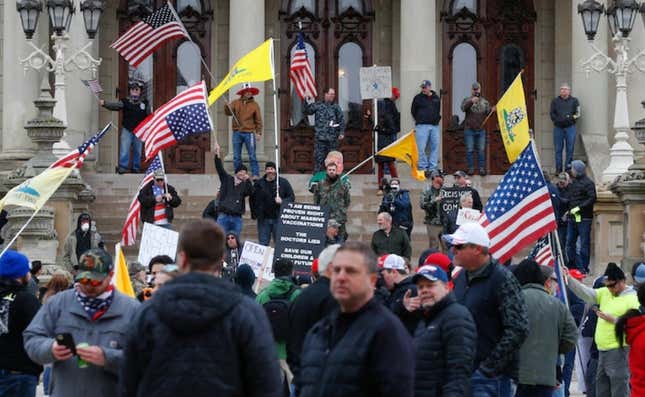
left=137, top=223, right=178, bottom=269
left=240, top=241, right=274, bottom=281
left=359, top=66, right=392, bottom=99
left=456, top=208, right=481, bottom=226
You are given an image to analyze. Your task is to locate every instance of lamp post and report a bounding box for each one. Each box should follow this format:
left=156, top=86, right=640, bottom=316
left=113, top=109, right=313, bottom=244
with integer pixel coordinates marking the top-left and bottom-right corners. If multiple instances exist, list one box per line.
left=15, top=0, right=104, bottom=128
left=578, top=0, right=645, bottom=183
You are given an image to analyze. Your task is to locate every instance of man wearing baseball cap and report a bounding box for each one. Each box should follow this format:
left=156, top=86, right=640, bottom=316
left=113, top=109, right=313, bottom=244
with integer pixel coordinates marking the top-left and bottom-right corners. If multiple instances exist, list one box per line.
left=0, top=250, right=42, bottom=395
left=407, top=264, right=476, bottom=396
left=411, top=80, right=441, bottom=173
left=380, top=254, right=418, bottom=335
left=443, top=223, right=528, bottom=397
left=24, top=249, right=139, bottom=397
left=420, top=169, right=445, bottom=251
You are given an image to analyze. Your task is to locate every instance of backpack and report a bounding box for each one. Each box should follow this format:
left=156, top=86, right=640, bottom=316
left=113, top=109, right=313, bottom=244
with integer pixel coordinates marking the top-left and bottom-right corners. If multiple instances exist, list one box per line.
left=263, top=284, right=298, bottom=341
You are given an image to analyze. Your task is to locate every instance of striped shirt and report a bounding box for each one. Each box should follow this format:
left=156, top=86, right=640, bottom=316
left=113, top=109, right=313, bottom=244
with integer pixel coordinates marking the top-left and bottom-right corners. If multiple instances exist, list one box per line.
left=152, top=185, right=168, bottom=225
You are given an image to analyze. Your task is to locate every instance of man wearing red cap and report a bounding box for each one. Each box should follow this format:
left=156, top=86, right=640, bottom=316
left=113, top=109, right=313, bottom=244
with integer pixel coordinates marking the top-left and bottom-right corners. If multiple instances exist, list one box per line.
left=225, top=83, right=263, bottom=179
left=373, top=87, right=401, bottom=194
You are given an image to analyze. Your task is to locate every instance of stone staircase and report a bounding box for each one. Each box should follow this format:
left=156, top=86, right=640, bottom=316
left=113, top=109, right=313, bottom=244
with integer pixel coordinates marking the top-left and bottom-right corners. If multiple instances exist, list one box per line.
left=84, top=165, right=504, bottom=265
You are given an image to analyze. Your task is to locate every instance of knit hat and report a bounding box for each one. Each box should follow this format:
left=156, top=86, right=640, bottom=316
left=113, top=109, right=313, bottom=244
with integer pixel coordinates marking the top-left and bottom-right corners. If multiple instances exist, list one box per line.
left=0, top=250, right=30, bottom=279
left=604, top=262, right=625, bottom=281
left=234, top=164, right=248, bottom=174
left=571, top=160, right=586, bottom=175
left=265, top=161, right=277, bottom=170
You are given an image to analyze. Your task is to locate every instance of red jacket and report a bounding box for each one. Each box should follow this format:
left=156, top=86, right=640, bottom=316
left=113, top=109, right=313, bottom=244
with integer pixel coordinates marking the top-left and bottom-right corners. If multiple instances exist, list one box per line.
left=627, top=314, right=645, bottom=397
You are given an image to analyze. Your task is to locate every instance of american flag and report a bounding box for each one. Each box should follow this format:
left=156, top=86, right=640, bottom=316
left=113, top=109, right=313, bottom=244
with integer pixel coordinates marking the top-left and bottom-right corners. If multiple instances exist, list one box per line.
left=81, top=79, right=103, bottom=94
left=134, top=81, right=212, bottom=161
left=289, top=32, right=317, bottom=100
left=50, top=123, right=112, bottom=169
left=110, top=3, right=189, bottom=67
left=529, top=235, right=555, bottom=267
left=121, top=156, right=163, bottom=246
left=479, top=142, right=557, bottom=263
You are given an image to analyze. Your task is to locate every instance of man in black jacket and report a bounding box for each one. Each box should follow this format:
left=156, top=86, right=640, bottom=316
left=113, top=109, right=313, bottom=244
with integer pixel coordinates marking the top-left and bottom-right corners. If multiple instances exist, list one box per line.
left=296, top=242, right=414, bottom=397
left=0, top=250, right=41, bottom=395
left=411, top=80, right=441, bottom=172
left=119, top=220, right=282, bottom=397
left=137, top=169, right=181, bottom=228
left=407, top=264, right=476, bottom=397
left=565, top=160, right=596, bottom=273
left=380, top=254, right=418, bottom=335
left=250, top=161, right=295, bottom=246
left=444, top=223, right=529, bottom=397
left=550, top=83, right=581, bottom=173
left=214, top=144, right=254, bottom=238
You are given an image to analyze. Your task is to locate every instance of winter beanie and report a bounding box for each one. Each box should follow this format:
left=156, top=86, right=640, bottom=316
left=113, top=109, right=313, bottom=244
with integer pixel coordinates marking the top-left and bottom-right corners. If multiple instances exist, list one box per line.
left=571, top=160, right=586, bottom=175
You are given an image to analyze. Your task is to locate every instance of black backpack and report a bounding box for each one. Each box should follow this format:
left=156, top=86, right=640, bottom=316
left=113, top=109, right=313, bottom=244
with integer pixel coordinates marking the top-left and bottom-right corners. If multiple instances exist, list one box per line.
left=263, top=284, right=298, bottom=341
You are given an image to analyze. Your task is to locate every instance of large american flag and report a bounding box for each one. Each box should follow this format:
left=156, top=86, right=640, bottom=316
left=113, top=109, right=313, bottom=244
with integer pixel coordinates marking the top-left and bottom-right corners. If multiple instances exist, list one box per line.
left=529, top=235, right=555, bottom=267
left=134, top=81, right=212, bottom=161
left=289, top=32, right=317, bottom=100
left=121, top=156, right=163, bottom=246
left=50, top=123, right=112, bottom=169
left=479, top=142, right=557, bottom=263
left=110, top=3, right=189, bottom=67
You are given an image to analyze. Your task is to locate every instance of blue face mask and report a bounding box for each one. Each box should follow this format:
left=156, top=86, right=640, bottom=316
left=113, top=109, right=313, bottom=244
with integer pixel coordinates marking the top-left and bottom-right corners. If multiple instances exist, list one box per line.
left=130, top=94, right=140, bottom=101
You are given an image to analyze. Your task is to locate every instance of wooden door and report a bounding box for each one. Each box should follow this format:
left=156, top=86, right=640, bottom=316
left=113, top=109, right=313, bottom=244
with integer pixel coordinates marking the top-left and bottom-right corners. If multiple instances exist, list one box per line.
left=279, top=0, right=375, bottom=173
left=441, top=0, right=536, bottom=175
left=117, top=0, right=213, bottom=173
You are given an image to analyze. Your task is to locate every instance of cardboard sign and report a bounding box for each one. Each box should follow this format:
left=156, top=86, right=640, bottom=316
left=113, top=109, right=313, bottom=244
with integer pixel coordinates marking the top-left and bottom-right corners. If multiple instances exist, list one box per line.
left=456, top=208, right=481, bottom=225
left=359, top=66, right=392, bottom=99
left=240, top=241, right=274, bottom=281
left=137, top=223, right=178, bottom=269
left=438, top=187, right=473, bottom=219
left=274, top=202, right=327, bottom=276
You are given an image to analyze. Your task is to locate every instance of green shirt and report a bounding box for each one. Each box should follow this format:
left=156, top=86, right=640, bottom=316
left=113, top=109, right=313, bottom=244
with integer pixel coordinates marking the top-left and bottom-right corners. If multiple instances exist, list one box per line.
left=256, top=278, right=302, bottom=359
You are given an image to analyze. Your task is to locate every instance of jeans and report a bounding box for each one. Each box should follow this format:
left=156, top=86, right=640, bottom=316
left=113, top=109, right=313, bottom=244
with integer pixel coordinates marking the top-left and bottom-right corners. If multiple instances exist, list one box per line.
left=415, top=124, right=440, bottom=171
left=314, top=139, right=339, bottom=172
left=554, top=125, right=576, bottom=172
left=233, top=131, right=259, bottom=177
left=43, top=365, right=51, bottom=395
left=585, top=357, right=598, bottom=397
left=217, top=213, right=243, bottom=238
left=0, top=370, right=37, bottom=397
left=565, top=218, right=592, bottom=272
left=119, top=127, right=143, bottom=171
left=257, top=218, right=278, bottom=246
left=464, top=128, right=486, bottom=170
left=471, top=370, right=514, bottom=397
left=515, top=384, right=554, bottom=397
left=596, top=348, right=629, bottom=397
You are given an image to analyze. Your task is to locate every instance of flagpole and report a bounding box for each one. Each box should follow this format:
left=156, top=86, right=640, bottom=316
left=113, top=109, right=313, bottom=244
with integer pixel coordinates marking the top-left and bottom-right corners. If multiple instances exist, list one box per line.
left=269, top=38, right=281, bottom=195
left=344, top=155, right=376, bottom=177
left=157, top=151, right=169, bottom=196
left=0, top=208, right=42, bottom=259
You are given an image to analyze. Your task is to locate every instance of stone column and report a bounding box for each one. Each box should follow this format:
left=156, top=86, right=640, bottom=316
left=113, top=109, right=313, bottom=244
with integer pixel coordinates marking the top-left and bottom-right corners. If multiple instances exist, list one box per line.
left=225, top=0, right=267, bottom=168
left=399, top=0, right=437, bottom=135
left=571, top=1, right=611, bottom=181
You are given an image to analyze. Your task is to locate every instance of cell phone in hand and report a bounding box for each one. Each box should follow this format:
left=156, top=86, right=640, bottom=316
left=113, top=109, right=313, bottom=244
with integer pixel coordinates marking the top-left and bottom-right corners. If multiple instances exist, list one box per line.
left=55, top=333, right=76, bottom=355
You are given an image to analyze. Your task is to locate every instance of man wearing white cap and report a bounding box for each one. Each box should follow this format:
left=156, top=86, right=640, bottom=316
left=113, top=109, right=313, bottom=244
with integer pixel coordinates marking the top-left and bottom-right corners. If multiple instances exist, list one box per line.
left=443, top=223, right=528, bottom=397
left=380, top=254, right=417, bottom=335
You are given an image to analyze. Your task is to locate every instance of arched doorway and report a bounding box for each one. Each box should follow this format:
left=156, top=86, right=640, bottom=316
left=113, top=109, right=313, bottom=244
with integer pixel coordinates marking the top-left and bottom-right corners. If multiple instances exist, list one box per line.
left=117, top=0, right=213, bottom=173
left=279, top=0, right=375, bottom=173
left=441, top=0, right=536, bottom=174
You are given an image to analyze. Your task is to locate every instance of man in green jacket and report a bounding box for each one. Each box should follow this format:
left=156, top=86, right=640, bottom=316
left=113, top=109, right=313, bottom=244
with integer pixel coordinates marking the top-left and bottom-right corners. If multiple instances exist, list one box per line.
left=567, top=263, right=640, bottom=397
left=371, top=212, right=411, bottom=259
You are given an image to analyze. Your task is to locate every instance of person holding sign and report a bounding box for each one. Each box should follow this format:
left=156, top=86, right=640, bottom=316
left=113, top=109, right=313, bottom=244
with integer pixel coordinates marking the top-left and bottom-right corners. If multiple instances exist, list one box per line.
left=442, top=194, right=474, bottom=254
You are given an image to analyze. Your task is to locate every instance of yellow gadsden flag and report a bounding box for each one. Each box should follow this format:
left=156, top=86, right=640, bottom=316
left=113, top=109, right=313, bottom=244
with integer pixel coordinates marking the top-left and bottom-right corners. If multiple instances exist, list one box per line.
left=112, top=243, right=135, bottom=298
left=208, top=39, right=274, bottom=105
left=0, top=167, right=76, bottom=212
left=376, top=131, right=426, bottom=181
left=496, top=72, right=530, bottom=163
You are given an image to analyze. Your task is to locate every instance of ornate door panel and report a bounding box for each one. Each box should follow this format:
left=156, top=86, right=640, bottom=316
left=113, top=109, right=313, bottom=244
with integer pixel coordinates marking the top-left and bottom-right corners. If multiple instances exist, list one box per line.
left=279, top=0, right=374, bottom=174
left=117, top=0, right=212, bottom=173
left=441, top=0, right=535, bottom=175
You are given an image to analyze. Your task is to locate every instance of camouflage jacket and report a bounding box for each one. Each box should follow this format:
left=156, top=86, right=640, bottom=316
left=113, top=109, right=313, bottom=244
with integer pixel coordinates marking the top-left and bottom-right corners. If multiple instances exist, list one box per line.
left=313, top=176, right=351, bottom=223
left=420, top=184, right=443, bottom=225
left=304, top=101, right=345, bottom=141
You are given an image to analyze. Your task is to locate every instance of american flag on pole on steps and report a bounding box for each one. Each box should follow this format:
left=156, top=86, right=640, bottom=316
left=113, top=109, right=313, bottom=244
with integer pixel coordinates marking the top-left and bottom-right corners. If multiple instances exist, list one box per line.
left=529, top=235, right=555, bottom=267
left=479, top=141, right=557, bottom=263
left=121, top=156, right=163, bottom=246
left=50, top=123, right=112, bottom=169
left=134, top=81, right=212, bottom=161
left=110, top=2, right=189, bottom=67
left=289, top=31, right=317, bottom=100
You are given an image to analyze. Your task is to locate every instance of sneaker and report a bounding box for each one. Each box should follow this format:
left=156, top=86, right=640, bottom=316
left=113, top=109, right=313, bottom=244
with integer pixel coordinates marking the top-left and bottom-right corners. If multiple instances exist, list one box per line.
left=479, top=168, right=487, bottom=176
left=467, top=168, right=474, bottom=176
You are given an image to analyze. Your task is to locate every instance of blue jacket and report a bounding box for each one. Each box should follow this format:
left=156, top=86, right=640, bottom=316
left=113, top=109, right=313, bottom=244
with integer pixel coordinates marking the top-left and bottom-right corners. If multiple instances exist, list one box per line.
left=379, top=190, right=413, bottom=229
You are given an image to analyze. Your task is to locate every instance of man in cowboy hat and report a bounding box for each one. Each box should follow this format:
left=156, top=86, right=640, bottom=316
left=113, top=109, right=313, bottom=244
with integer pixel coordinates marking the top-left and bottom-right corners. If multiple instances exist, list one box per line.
left=100, top=78, right=150, bottom=174
left=225, top=82, right=263, bottom=180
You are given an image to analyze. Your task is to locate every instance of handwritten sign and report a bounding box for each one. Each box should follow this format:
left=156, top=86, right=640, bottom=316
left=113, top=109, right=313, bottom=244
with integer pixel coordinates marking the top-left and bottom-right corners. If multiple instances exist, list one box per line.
left=456, top=208, right=481, bottom=225
left=275, top=202, right=327, bottom=275
left=438, top=187, right=472, bottom=220
left=359, top=66, right=392, bottom=99
left=240, top=241, right=274, bottom=281
left=137, top=223, right=178, bottom=269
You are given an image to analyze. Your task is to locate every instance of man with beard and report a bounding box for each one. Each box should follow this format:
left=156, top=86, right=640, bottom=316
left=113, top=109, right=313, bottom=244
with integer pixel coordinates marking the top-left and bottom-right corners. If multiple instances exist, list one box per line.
left=61, top=213, right=103, bottom=274
left=250, top=161, right=295, bottom=246
left=371, top=212, right=411, bottom=259
left=0, top=251, right=42, bottom=396
left=313, top=161, right=351, bottom=240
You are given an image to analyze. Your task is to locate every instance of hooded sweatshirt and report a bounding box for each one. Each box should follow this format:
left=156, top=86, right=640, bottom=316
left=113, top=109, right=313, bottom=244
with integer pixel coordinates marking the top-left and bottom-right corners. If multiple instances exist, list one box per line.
left=567, top=160, right=596, bottom=219
left=626, top=314, right=645, bottom=396
left=256, top=277, right=302, bottom=359
left=234, top=264, right=256, bottom=298
left=119, top=272, right=282, bottom=396
left=62, top=213, right=102, bottom=272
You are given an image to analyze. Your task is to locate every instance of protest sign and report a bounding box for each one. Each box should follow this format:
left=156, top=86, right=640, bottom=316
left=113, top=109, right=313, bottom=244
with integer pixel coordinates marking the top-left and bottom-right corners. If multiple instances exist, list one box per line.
left=456, top=208, right=481, bottom=225
left=359, top=66, right=392, bottom=99
left=275, top=202, right=327, bottom=275
left=137, top=222, right=178, bottom=269
left=240, top=241, right=274, bottom=281
left=438, top=187, right=472, bottom=219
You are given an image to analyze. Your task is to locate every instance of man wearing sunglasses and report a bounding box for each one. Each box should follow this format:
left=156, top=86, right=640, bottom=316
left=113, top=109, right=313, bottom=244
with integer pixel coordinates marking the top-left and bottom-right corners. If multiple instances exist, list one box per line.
left=443, top=223, right=528, bottom=397
left=24, top=249, right=139, bottom=397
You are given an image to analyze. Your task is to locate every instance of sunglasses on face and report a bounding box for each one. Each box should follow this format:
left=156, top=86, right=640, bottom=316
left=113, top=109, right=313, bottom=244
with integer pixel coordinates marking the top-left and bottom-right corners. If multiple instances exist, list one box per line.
left=453, top=244, right=469, bottom=251
left=78, top=278, right=103, bottom=287
left=227, top=236, right=236, bottom=240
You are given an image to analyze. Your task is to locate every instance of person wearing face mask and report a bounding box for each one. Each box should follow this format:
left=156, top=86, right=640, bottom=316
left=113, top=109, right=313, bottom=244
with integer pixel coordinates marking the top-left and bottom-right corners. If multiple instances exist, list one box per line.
left=378, top=178, right=413, bottom=237
left=100, top=79, right=150, bottom=174
left=62, top=213, right=103, bottom=275
left=250, top=161, right=295, bottom=246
